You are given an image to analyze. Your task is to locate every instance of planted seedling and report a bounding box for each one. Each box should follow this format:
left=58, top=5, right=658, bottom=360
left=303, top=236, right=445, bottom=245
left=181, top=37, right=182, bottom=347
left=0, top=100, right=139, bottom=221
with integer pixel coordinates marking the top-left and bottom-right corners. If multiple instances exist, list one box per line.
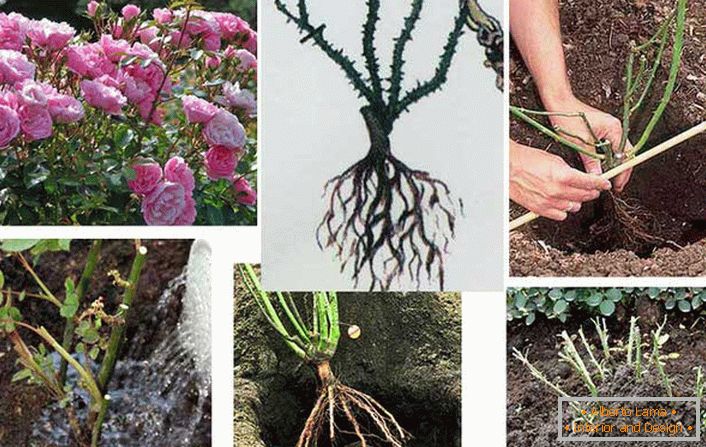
left=239, top=264, right=407, bottom=446
left=509, top=0, right=703, bottom=232
left=0, top=239, right=147, bottom=447
left=275, top=0, right=502, bottom=290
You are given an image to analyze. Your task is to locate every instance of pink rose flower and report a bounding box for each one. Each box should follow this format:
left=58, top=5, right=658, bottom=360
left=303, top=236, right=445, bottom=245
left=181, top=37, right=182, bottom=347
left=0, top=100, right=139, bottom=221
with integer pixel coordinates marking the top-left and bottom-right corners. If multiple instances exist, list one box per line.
left=19, top=105, right=52, bottom=142
left=174, top=194, right=196, bottom=225
left=27, top=19, right=75, bottom=50
left=16, top=80, right=48, bottom=108
left=0, top=13, right=30, bottom=51
left=128, top=161, right=162, bottom=196
left=182, top=95, right=218, bottom=124
left=66, top=43, right=113, bottom=79
left=204, top=146, right=237, bottom=180
left=206, top=56, right=221, bottom=69
left=212, top=13, right=247, bottom=41
left=123, top=73, right=152, bottom=104
left=153, top=8, right=173, bottom=24
left=141, top=181, right=187, bottom=225
left=121, top=4, right=141, bottom=21
left=47, top=93, right=85, bottom=124
left=139, top=27, right=160, bottom=51
left=87, top=1, right=100, bottom=17
left=244, top=30, right=257, bottom=55
left=0, top=105, right=20, bottom=148
left=164, top=156, right=195, bottom=192
left=203, top=109, right=245, bottom=150
left=233, top=177, right=256, bottom=206
left=0, top=50, right=36, bottom=84
left=112, top=25, right=123, bottom=39
left=234, top=49, right=257, bottom=71
left=80, top=79, right=126, bottom=115
left=222, top=82, right=256, bottom=116
left=100, top=35, right=130, bottom=63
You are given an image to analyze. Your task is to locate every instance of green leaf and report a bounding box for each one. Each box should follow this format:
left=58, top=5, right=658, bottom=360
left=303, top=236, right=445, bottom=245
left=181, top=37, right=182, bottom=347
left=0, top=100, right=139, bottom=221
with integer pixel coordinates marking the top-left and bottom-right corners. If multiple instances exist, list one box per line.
left=514, top=294, right=528, bottom=310
left=586, top=293, right=603, bottom=307
left=599, top=300, right=616, bottom=316
left=548, top=288, right=563, bottom=301
left=553, top=300, right=568, bottom=315
left=605, top=288, right=623, bottom=302
left=525, top=313, right=535, bottom=326
left=60, top=278, right=79, bottom=319
left=89, top=345, right=100, bottom=360
left=0, top=270, right=4, bottom=289
left=30, top=239, right=72, bottom=256
left=11, top=369, right=33, bottom=383
left=1, top=239, right=40, bottom=252
left=677, top=300, right=691, bottom=313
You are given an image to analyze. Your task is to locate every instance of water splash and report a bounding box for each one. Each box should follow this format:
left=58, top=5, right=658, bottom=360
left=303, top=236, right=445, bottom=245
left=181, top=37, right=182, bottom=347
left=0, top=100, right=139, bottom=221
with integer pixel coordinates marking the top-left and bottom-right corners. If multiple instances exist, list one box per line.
left=32, top=241, right=212, bottom=446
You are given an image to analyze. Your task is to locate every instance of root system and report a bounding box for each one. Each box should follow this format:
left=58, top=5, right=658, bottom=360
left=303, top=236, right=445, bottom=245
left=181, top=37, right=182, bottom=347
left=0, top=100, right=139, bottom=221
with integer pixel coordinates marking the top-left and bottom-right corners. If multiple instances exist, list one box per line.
left=297, top=362, right=407, bottom=447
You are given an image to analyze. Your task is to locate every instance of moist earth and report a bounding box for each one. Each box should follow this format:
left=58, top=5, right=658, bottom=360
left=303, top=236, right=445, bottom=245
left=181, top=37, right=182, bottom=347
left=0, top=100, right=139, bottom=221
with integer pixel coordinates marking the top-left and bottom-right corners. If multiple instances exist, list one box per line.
left=234, top=274, right=462, bottom=447
left=510, top=0, right=706, bottom=276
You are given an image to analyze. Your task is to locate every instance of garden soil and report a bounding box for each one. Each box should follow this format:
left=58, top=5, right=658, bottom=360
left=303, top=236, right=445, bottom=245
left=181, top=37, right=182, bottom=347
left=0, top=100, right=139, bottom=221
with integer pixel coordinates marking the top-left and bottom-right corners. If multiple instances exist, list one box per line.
left=507, top=310, right=706, bottom=447
left=0, top=240, right=203, bottom=446
left=510, top=0, right=706, bottom=276
left=234, top=276, right=462, bottom=447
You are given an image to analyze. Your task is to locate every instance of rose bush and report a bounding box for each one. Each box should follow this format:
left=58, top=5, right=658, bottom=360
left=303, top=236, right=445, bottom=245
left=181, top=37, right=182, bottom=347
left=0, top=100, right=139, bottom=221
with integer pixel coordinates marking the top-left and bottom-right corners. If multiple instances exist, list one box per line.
left=0, top=0, right=257, bottom=225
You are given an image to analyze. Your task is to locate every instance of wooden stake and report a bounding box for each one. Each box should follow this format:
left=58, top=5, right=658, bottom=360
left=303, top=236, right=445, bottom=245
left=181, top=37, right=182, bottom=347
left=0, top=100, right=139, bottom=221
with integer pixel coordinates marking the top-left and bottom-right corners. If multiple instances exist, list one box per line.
left=510, top=120, right=706, bottom=231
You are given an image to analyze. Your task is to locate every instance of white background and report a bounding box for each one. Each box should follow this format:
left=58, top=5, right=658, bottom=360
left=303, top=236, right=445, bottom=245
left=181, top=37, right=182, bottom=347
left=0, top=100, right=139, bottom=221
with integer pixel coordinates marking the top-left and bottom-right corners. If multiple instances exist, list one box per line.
left=261, top=0, right=504, bottom=291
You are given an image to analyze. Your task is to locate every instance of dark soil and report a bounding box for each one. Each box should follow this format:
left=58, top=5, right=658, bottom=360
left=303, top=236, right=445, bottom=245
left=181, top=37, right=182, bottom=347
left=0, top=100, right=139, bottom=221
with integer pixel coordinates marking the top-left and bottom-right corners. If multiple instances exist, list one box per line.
left=234, top=272, right=462, bottom=447
left=507, top=309, right=706, bottom=447
left=0, top=240, right=194, bottom=446
left=509, top=0, right=706, bottom=276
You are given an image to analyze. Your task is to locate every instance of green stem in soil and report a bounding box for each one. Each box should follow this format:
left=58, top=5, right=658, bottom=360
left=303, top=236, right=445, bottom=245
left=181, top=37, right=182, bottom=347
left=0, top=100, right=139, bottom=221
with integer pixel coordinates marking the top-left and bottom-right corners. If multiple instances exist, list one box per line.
left=631, top=0, right=686, bottom=155
left=651, top=321, right=673, bottom=397
left=96, top=244, right=148, bottom=392
left=16, top=253, right=63, bottom=308
left=60, top=240, right=103, bottom=386
left=510, top=106, right=606, bottom=160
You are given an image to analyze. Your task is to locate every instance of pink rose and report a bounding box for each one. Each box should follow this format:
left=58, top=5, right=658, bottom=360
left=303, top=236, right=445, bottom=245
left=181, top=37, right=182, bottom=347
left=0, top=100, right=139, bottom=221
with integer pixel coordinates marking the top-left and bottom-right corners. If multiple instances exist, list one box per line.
left=128, top=161, right=162, bottom=196
left=0, top=50, right=35, bottom=84
left=244, top=31, right=257, bottom=55
left=233, top=177, right=256, bottom=206
left=19, top=105, right=52, bottom=142
left=121, top=5, right=141, bottom=21
left=182, top=95, right=218, bottom=124
left=153, top=8, right=173, bottom=24
left=47, top=93, right=85, bottom=124
left=112, top=25, right=123, bottom=39
left=234, top=49, right=257, bottom=71
left=141, top=182, right=187, bottom=225
left=0, top=13, right=30, bottom=51
left=212, top=13, right=247, bottom=41
left=206, top=56, right=221, bottom=69
left=80, top=79, right=126, bottom=115
left=100, top=35, right=130, bottom=63
left=139, top=27, right=160, bottom=51
left=27, top=19, right=75, bottom=50
left=123, top=74, right=152, bottom=104
left=0, top=105, right=20, bottom=148
left=204, top=146, right=237, bottom=180
left=174, top=194, right=196, bottom=225
left=164, top=156, right=195, bottom=192
left=87, top=1, right=100, bottom=17
left=203, top=109, right=245, bottom=150
left=66, top=43, right=113, bottom=78
left=222, top=82, right=256, bottom=116
left=16, top=80, right=48, bottom=108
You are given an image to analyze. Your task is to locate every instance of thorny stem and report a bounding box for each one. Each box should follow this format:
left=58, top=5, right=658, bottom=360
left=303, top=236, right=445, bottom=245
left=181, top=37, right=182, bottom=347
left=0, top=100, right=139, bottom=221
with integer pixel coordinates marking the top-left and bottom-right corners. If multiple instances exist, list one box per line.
left=362, top=0, right=384, bottom=107
left=510, top=107, right=606, bottom=160
left=60, top=240, right=102, bottom=386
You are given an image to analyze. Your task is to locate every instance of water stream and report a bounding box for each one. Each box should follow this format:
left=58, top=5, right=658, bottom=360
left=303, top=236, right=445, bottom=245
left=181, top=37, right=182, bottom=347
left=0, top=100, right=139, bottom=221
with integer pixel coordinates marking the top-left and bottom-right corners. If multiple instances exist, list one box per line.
left=32, top=241, right=212, bottom=446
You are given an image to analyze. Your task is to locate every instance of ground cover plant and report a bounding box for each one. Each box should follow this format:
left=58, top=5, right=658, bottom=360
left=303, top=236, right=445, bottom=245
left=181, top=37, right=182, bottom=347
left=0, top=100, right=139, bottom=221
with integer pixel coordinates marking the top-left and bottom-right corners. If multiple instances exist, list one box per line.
left=274, top=0, right=503, bottom=291
left=234, top=268, right=462, bottom=447
left=509, top=0, right=706, bottom=277
left=239, top=264, right=407, bottom=446
left=508, top=288, right=706, bottom=446
left=0, top=0, right=257, bottom=225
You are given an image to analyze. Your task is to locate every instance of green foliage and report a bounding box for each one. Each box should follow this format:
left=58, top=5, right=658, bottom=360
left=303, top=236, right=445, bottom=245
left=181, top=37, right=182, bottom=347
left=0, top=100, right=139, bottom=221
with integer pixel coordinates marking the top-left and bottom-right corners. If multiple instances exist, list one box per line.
left=507, top=287, right=706, bottom=325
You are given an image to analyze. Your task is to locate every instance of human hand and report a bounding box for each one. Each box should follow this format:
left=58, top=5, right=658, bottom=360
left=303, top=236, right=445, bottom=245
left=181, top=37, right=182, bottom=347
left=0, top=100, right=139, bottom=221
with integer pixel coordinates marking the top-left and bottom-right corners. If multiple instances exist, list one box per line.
left=510, top=141, right=612, bottom=221
left=546, top=96, right=633, bottom=193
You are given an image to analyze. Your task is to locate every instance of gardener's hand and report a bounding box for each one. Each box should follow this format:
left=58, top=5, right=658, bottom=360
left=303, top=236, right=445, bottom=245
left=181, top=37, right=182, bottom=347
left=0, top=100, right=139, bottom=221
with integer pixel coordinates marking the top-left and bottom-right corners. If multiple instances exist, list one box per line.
left=510, top=140, right=612, bottom=221
left=545, top=96, right=633, bottom=193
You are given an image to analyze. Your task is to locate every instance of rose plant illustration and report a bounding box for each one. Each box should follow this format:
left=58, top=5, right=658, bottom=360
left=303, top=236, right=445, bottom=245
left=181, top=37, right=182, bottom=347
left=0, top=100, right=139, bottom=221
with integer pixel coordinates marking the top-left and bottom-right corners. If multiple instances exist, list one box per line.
left=0, top=0, right=257, bottom=225
left=275, top=0, right=481, bottom=291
